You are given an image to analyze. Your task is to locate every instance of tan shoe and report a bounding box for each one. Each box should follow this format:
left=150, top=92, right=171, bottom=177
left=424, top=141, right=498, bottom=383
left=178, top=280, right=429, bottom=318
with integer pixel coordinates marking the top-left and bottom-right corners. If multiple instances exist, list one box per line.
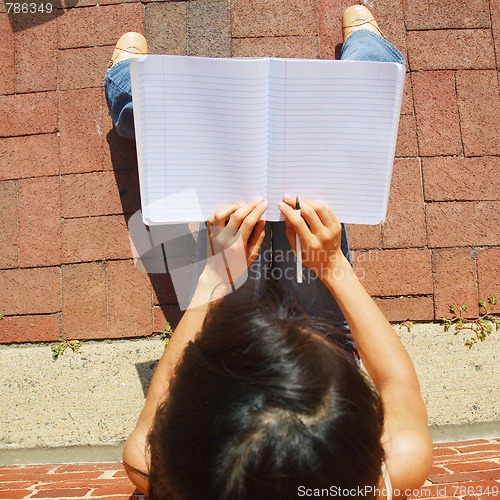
left=342, top=5, right=384, bottom=41
left=108, top=32, right=148, bottom=69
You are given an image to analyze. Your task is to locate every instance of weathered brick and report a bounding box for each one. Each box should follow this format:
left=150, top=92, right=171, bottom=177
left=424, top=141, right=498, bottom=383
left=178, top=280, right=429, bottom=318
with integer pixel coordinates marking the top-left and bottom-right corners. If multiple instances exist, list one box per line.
left=400, top=74, right=414, bottom=115
left=62, top=262, right=107, bottom=340
left=107, top=259, right=152, bottom=338
left=477, top=248, right=500, bottom=314
left=402, top=0, right=491, bottom=30
left=352, top=249, right=432, bottom=296
left=58, top=46, right=112, bottom=91
left=426, top=201, right=500, bottom=248
left=102, top=127, right=139, bottom=171
left=394, top=114, right=418, bottom=157
left=188, top=0, right=231, bottom=57
left=31, top=488, right=91, bottom=498
left=317, top=0, right=348, bottom=59
left=152, top=272, right=178, bottom=305
left=432, top=248, right=479, bottom=319
left=231, top=0, right=317, bottom=38
left=382, top=159, right=426, bottom=248
left=232, top=36, right=319, bottom=58
left=407, top=30, right=495, bottom=71
left=18, top=176, right=61, bottom=268
left=59, top=89, right=105, bottom=174
left=61, top=170, right=140, bottom=218
left=375, top=296, right=434, bottom=322
left=0, top=314, right=60, bottom=343
left=62, top=215, right=132, bottom=263
left=0, top=92, right=58, bottom=137
left=0, top=268, right=60, bottom=315
left=145, top=2, right=188, bottom=55
left=412, top=71, right=461, bottom=156
left=344, top=224, right=382, bottom=251
left=0, top=13, right=14, bottom=94
left=154, top=304, right=183, bottom=333
left=14, top=13, right=58, bottom=93
left=0, top=181, right=18, bottom=268
left=446, top=460, right=500, bottom=473
left=456, top=70, right=500, bottom=156
left=0, top=134, right=59, bottom=181
left=493, top=0, right=500, bottom=62
left=58, top=3, right=144, bottom=49
left=422, top=156, right=500, bottom=201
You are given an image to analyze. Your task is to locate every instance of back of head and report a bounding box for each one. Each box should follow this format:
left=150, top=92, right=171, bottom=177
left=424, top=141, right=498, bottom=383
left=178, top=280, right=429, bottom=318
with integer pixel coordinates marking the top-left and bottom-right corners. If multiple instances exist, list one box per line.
left=148, top=297, right=384, bottom=500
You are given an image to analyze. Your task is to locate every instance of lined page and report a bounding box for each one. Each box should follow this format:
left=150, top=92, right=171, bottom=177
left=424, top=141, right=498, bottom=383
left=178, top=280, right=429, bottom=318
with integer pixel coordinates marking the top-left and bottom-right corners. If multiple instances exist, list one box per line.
left=268, top=59, right=405, bottom=224
left=132, top=56, right=269, bottom=224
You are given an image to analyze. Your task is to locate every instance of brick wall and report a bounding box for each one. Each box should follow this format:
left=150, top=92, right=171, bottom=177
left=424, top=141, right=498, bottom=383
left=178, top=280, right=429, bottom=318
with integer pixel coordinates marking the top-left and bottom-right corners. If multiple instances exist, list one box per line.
left=0, top=0, right=498, bottom=344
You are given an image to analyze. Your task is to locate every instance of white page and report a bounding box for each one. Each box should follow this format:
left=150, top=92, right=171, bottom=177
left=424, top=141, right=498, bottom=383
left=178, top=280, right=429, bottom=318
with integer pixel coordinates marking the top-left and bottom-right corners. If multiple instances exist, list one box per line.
left=268, top=59, right=405, bottom=224
left=132, top=55, right=269, bottom=224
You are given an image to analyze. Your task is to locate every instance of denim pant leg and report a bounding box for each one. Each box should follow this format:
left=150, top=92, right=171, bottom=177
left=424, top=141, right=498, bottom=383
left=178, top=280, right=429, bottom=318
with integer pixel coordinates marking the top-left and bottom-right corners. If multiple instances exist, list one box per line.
left=104, top=59, right=136, bottom=139
left=341, top=30, right=406, bottom=65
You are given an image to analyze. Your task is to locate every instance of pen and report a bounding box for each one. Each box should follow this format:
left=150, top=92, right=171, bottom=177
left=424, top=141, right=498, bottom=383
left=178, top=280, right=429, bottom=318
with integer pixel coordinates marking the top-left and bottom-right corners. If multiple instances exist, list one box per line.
left=295, top=197, right=303, bottom=283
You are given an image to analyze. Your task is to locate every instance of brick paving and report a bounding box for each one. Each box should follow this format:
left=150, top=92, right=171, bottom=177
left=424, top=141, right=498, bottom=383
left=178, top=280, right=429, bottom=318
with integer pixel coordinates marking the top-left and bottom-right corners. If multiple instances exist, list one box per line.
left=0, top=0, right=499, bottom=343
left=0, top=440, right=499, bottom=499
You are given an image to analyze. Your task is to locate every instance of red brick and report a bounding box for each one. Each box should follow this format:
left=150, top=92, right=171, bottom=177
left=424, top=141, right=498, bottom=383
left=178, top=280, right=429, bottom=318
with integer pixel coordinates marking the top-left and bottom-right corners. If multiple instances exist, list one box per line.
left=231, top=36, right=319, bottom=58
left=101, top=125, right=140, bottom=171
left=382, top=159, right=426, bottom=248
left=394, top=114, right=418, bottom=157
left=152, top=272, right=178, bottom=305
left=412, top=71, right=461, bottom=156
left=231, top=0, right=317, bottom=38
left=493, top=0, right=500, bottom=62
left=154, top=304, right=182, bottom=333
left=407, top=30, right=495, bottom=71
left=58, top=46, right=113, bottom=91
left=31, top=488, right=91, bottom=498
left=0, top=13, right=14, bottom=94
left=62, top=263, right=107, bottom=340
left=0, top=490, right=32, bottom=499
left=62, top=216, right=132, bottom=263
left=0, top=92, right=58, bottom=137
left=374, top=296, right=434, bottom=322
left=477, top=248, right=500, bottom=314
left=107, top=259, right=152, bottom=338
left=317, top=0, right=351, bottom=59
left=414, top=481, right=500, bottom=498
left=428, top=468, right=500, bottom=483
left=13, top=13, right=58, bottom=93
left=454, top=442, right=500, bottom=452
left=353, top=249, right=432, bottom=296
left=61, top=170, right=140, bottom=218
left=0, top=134, right=59, bottom=181
left=54, top=462, right=122, bottom=473
left=446, top=460, right=500, bottom=473
left=432, top=248, right=479, bottom=319
left=400, top=74, right=414, bottom=116
left=0, top=314, right=60, bottom=343
left=426, top=201, right=500, bottom=248
left=58, top=4, right=144, bottom=49
left=456, top=70, right=500, bottom=156
left=345, top=224, right=382, bottom=250
left=87, top=483, right=137, bottom=496
left=402, top=0, right=491, bottom=29
left=59, top=89, right=105, bottom=174
left=0, top=180, right=18, bottom=268
left=18, top=176, right=62, bottom=267
left=422, top=156, right=500, bottom=201
left=0, top=267, right=60, bottom=315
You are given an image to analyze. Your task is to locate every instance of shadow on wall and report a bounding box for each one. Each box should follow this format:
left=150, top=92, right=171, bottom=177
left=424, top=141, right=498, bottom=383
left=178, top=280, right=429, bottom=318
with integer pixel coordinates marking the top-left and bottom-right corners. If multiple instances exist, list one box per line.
left=4, top=0, right=80, bottom=32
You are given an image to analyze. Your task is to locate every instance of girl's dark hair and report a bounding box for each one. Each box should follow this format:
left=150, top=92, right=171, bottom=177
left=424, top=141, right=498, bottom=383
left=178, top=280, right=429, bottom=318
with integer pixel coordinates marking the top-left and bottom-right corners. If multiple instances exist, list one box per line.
left=148, top=296, right=384, bottom=500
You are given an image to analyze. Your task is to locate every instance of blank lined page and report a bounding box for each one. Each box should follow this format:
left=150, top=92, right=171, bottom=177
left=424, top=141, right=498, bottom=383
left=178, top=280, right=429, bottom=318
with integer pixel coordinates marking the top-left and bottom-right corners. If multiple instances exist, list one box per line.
left=132, top=55, right=269, bottom=224
left=268, top=59, right=405, bottom=224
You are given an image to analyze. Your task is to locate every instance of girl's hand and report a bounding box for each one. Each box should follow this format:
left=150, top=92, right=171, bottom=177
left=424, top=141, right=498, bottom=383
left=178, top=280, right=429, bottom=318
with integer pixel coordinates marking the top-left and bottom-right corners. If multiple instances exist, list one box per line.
left=278, top=195, right=346, bottom=280
left=204, top=198, right=268, bottom=286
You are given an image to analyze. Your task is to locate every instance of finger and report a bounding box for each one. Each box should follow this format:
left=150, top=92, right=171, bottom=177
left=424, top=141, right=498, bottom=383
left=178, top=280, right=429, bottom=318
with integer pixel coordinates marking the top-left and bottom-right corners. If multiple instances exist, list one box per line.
left=278, top=201, right=311, bottom=243
left=225, top=197, right=265, bottom=232
left=306, top=200, right=335, bottom=227
left=209, top=204, right=242, bottom=227
left=228, top=199, right=268, bottom=242
left=297, top=200, right=325, bottom=233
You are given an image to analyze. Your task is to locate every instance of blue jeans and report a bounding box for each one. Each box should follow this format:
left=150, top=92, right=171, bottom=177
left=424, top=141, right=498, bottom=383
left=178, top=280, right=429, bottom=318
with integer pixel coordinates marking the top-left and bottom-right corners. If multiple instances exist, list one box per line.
left=104, top=31, right=405, bottom=352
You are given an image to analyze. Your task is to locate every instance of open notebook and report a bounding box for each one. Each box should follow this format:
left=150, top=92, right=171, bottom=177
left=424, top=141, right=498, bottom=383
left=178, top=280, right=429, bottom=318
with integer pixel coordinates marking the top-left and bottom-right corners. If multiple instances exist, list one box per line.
left=130, top=55, right=405, bottom=225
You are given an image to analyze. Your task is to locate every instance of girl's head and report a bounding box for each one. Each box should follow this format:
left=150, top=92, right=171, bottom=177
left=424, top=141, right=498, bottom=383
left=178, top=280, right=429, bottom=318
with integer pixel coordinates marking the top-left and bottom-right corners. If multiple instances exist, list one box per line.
left=148, top=297, right=384, bottom=500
